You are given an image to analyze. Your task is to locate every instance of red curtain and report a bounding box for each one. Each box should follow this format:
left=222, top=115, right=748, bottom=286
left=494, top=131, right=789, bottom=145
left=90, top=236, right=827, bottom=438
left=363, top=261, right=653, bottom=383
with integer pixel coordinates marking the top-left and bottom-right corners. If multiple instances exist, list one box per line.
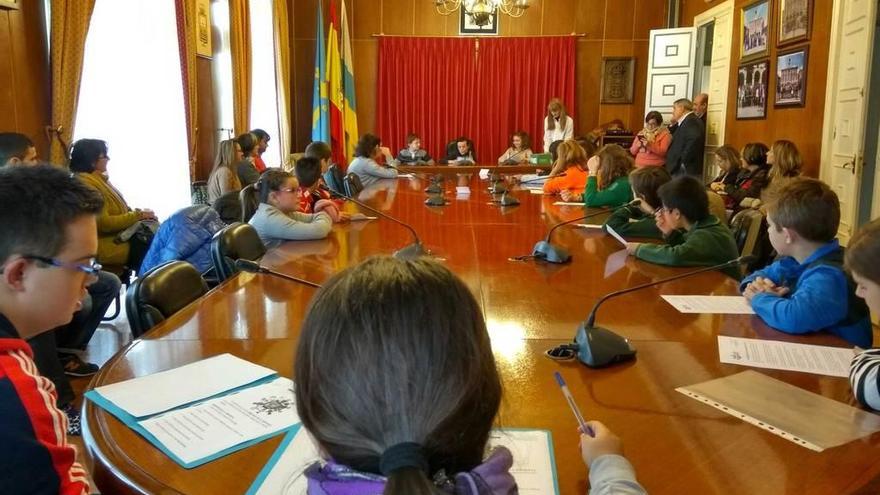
left=377, top=36, right=576, bottom=163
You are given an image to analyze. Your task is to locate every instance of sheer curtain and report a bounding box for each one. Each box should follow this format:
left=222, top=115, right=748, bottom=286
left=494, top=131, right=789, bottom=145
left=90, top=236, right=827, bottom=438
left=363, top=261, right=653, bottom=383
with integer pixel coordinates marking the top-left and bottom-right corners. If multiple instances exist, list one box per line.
left=74, top=0, right=191, bottom=221
left=211, top=0, right=235, bottom=140
left=247, top=0, right=282, bottom=167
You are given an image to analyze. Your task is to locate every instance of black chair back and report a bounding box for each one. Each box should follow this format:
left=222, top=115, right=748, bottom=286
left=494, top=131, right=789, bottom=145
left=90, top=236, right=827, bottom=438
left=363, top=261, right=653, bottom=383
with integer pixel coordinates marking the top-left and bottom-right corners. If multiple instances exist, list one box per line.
left=344, top=172, right=364, bottom=197
left=125, top=261, right=208, bottom=338
left=240, top=184, right=259, bottom=223
left=323, top=163, right=345, bottom=193
left=211, top=190, right=243, bottom=225
left=210, top=222, right=267, bottom=283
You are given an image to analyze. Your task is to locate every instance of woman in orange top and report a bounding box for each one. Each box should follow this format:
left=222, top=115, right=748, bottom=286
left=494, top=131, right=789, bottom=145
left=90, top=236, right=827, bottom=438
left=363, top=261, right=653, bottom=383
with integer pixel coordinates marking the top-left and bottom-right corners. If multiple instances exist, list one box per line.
left=543, top=139, right=595, bottom=195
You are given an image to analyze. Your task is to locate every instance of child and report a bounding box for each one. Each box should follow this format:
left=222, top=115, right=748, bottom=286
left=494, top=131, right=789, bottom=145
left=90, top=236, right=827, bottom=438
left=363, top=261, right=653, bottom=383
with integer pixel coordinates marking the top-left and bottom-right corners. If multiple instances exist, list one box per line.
left=248, top=169, right=333, bottom=248
left=294, top=156, right=349, bottom=222
left=603, top=166, right=671, bottom=239
left=498, top=131, right=533, bottom=164
left=348, top=134, right=400, bottom=187
left=580, top=421, right=647, bottom=494
left=846, top=218, right=880, bottom=410
left=0, top=164, right=100, bottom=493
left=725, top=143, right=770, bottom=208
left=543, top=98, right=574, bottom=153
left=294, top=256, right=511, bottom=494
left=741, top=178, right=871, bottom=347
left=442, top=137, right=476, bottom=164
left=396, top=133, right=434, bottom=165
left=626, top=176, right=741, bottom=279
left=561, top=144, right=633, bottom=207
left=543, top=140, right=590, bottom=196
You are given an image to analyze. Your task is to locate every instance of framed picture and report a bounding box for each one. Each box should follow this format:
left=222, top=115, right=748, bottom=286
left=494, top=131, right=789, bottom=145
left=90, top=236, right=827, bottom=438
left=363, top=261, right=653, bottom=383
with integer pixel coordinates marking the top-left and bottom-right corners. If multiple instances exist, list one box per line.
left=736, top=59, right=770, bottom=119
left=777, top=0, right=812, bottom=46
left=459, top=8, right=498, bottom=35
left=740, top=0, right=771, bottom=61
left=775, top=47, right=808, bottom=107
left=196, top=0, right=212, bottom=59
left=600, top=57, right=636, bottom=104
left=0, top=0, right=19, bottom=10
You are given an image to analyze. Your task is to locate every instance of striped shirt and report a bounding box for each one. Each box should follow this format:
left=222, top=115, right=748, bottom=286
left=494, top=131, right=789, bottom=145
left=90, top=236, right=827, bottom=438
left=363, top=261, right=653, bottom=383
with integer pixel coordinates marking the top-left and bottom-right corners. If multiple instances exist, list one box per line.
left=851, top=348, right=880, bottom=411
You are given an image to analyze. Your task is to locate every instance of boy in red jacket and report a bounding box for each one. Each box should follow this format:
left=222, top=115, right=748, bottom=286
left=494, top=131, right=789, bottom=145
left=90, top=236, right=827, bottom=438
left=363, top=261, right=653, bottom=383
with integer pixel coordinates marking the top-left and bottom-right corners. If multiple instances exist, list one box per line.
left=0, top=164, right=103, bottom=494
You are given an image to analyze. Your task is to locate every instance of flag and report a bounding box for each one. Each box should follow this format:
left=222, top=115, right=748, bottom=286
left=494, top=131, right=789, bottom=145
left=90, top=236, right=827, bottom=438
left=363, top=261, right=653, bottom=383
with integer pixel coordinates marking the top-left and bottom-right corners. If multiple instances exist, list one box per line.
left=340, top=0, right=358, bottom=162
left=327, top=1, right=346, bottom=167
left=311, top=3, right=329, bottom=143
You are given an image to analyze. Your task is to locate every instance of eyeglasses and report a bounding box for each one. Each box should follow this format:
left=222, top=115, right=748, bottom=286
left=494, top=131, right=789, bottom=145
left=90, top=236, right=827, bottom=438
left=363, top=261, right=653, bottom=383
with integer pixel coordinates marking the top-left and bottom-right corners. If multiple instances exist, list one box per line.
left=22, top=255, right=102, bottom=283
left=277, top=188, right=298, bottom=194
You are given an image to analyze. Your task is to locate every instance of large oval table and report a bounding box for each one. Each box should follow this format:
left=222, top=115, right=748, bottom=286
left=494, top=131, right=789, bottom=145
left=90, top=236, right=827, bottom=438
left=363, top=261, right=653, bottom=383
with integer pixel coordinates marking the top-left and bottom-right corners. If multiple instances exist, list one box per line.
left=83, top=175, right=880, bottom=494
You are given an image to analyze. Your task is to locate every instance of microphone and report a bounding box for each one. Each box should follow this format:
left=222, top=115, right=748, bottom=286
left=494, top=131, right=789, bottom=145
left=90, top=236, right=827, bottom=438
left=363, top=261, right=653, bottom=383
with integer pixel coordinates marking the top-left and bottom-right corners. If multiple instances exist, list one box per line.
left=496, top=172, right=567, bottom=207
left=320, top=184, right=428, bottom=259
left=532, top=199, right=641, bottom=263
left=234, top=259, right=322, bottom=288
left=502, top=148, right=528, bottom=166
left=562, top=255, right=757, bottom=368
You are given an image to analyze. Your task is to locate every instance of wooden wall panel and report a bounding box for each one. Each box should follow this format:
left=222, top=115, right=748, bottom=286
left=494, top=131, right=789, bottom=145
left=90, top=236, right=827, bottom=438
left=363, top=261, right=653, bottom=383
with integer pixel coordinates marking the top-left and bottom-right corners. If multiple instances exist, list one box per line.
left=576, top=0, right=607, bottom=39
left=680, top=0, right=832, bottom=177
left=605, top=0, right=635, bottom=40
left=542, top=0, right=578, bottom=35
left=195, top=57, right=216, bottom=181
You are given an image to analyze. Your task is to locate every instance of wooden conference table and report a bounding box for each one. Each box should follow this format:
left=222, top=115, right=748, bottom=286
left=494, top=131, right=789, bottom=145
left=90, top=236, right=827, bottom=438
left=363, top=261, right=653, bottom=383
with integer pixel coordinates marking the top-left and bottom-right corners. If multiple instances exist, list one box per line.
left=83, top=174, right=880, bottom=495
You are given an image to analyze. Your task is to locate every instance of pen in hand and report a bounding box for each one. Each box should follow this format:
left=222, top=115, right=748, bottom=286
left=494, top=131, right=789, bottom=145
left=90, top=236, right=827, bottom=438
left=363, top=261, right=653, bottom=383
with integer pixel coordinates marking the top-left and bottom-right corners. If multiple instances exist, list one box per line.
left=554, top=371, right=594, bottom=437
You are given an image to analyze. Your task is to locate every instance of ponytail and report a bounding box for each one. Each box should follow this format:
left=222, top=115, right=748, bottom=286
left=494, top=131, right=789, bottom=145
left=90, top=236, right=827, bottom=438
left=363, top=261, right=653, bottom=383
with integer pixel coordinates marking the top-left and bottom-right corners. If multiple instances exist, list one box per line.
left=380, top=443, right=436, bottom=495
left=385, top=468, right=437, bottom=495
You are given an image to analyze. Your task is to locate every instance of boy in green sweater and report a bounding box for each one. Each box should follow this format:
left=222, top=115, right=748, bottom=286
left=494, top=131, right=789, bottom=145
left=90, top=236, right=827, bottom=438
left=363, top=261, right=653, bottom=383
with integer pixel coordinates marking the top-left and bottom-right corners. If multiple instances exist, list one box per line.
left=625, top=175, right=741, bottom=279
left=603, top=166, right=671, bottom=239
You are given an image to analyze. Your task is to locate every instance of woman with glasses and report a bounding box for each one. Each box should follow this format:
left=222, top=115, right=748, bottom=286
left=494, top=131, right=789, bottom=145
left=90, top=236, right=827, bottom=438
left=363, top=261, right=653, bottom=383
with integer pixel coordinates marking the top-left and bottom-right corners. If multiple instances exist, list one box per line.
left=629, top=111, right=671, bottom=168
left=70, top=138, right=156, bottom=271
left=247, top=169, right=333, bottom=249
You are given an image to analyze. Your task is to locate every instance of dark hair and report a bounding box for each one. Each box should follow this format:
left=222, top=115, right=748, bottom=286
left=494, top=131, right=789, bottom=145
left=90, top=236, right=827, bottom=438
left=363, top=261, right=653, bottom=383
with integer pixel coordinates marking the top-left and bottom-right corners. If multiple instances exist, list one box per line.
left=765, top=177, right=839, bottom=243
left=294, top=256, right=501, bottom=494
left=355, top=134, right=382, bottom=158
left=405, top=133, right=420, bottom=145
left=304, top=141, right=332, bottom=161
left=630, top=167, right=671, bottom=209
left=741, top=142, right=769, bottom=167
left=295, top=157, right=322, bottom=188
left=454, top=136, right=470, bottom=148
left=69, top=138, right=108, bottom=173
left=0, top=165, right=104, bottom=264
left=256, top=169, right=295, bottom=204
left=510, top=131, right=531, bottom=150
left=548, top=139, right=563, bottom=162
left=0, top=133, right=34, bottom=166
left=595, top=144, right=633, bottom=190
left=658, top=175, right=710, bottom=222
left=846, top=218, right=880, bottom=284
left=236, top=133, right=258, bottom=157
left=574, top=136, right=597, bottom=158
left=250, top=129, right=270, bottom=141
left=645, top=111, right=663, bottom=126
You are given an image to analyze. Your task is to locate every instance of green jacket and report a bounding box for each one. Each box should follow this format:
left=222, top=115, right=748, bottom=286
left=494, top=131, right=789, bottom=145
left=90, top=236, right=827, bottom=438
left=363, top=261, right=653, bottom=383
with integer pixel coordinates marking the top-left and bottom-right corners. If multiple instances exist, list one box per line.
left=582, top=175, right=633, bottom=207
left=603, top=206, right=662, bottom=239
left=635, top=215, right=741, bottom=279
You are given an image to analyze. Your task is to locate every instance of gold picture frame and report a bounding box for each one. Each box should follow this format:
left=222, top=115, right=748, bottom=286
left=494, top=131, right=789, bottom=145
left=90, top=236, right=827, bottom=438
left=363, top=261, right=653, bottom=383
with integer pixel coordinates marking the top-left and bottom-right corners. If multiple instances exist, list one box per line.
left=0, top=0, right=20, bottom=10
left=740, top=0, right=771, bottom=61
left=196, top=0, right=212, bottom=59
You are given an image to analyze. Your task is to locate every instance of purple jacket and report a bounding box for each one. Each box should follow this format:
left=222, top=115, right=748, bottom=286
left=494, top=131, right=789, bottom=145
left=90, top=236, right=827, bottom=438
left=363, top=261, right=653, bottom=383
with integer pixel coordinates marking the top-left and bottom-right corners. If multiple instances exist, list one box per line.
left=305, top=447, right=517, bottom=495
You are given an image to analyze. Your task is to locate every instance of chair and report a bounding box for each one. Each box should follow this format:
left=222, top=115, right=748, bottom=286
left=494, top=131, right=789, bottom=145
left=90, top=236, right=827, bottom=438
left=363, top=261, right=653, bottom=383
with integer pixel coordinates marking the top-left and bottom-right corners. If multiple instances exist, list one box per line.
left=210, top=222, right=267, bottom=283
left=323, top=163, right=345, bottom=193
left=239, top=184, right=259, bottom=223
left=445, top=139, right=475, bottom=161
left=730, top=208, right=767, bottom=273
left=191, top=180, right=209, bottom=205
left=211, top=190, right=243, bottom=225
left=100, top=265, right=132, bottom=321
left=125, top=261, right=209, bottom=338
left=344, top=172, right=364, bottom=197
left=706, top=190, right=729, bottom=226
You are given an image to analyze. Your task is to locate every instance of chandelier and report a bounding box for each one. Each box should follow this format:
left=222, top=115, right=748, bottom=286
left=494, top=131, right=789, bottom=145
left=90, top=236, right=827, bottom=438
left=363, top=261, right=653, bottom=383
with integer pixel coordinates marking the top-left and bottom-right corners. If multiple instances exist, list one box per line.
left=434, top=0, right=530, bottom=26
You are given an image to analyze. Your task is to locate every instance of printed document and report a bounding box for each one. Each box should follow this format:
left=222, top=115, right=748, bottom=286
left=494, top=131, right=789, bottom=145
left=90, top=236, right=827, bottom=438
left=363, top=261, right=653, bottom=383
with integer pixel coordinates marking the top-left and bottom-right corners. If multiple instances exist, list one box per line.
left=717, top=336, right=854, bottom=377
left=662, top=295, right=756, bottom=314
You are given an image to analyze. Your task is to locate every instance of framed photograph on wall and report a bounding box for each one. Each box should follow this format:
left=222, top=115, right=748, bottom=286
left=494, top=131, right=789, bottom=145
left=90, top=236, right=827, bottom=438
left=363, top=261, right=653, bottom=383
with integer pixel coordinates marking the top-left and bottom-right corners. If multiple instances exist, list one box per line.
left=777, top=0, right=812, bottom=46
left=736, top=59, right=770, bottom=119
left=196, top=0, right=212, bottom=59
left=0, top=0, right=19, bottom=9
left=740, top=0, right=771, bottom=61
left=775, top=47, right=808, bottom=107
left=459, top=8, right=498, bottom=35
left=600, top=57, right=636, bottom=104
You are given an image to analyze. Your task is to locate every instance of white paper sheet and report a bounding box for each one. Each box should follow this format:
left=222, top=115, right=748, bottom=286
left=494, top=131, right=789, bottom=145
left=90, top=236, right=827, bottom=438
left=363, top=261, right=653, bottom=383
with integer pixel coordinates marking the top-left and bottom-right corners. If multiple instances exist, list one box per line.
left=604, top=249, right=628, bottom=278
left=397, top=173, right=415, bottom=178
left=662, top=295, right=756, bottom=314
left=248, top=428, right=558, bottom=495
left=553, top=201, right=585, bottom=206
left=95, top=354, right=277, bottom=418
left=529, top=189, right=545, bottom=195
left=141, top=377, right=299, bottom=465
left=576, top=223, right=604, bottom=229
left=349, top=213, right=377, bottom=221
left=604, top=223, right=627, bottom=246
left=717, top=336, right=855, bottom=377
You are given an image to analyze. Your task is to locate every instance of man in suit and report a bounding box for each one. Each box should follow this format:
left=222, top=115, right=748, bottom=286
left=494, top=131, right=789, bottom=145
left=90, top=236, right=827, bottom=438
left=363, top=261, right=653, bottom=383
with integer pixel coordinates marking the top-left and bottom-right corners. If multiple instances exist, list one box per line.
left=665, top=99, right=706, bottom=178
left=694, top=93, right=709, bottom=126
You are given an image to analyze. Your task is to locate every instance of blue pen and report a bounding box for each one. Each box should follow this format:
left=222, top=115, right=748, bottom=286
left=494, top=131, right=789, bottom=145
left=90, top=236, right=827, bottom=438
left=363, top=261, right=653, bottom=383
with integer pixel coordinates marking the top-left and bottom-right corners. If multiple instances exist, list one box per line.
left=554, top=371, right=594, bottom=437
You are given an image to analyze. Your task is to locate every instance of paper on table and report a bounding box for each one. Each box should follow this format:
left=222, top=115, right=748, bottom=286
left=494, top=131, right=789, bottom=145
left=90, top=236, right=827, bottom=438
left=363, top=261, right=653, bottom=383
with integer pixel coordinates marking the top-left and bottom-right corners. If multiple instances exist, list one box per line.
left=717, top=336, right=854, bottom=377
left=397, top=173, right=415, bottom=178
left=248, top=428, right=559, bottom=495
left=553, top=201, right=585, bottom=206
left=94, top=353, right=276, bottom=418
left=529, top=189, right=545, bottom=195
left=576, top=223, right=604, bottom=229
left=479, top=168, right=490, bottom=179
left=604, top=223, right=627, bottom=246
left=604, top=249, right=628, bottom=279
left=662, top=295, right=755, bottom=314
left=349, top=213, right=377, bottom=221
left=141, top=377, right=299, bottom=466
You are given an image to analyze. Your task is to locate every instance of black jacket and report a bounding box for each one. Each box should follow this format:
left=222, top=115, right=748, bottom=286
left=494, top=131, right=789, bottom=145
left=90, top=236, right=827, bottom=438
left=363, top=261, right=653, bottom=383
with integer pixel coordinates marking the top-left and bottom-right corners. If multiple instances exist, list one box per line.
left=665, top=113, right=706, bottom=177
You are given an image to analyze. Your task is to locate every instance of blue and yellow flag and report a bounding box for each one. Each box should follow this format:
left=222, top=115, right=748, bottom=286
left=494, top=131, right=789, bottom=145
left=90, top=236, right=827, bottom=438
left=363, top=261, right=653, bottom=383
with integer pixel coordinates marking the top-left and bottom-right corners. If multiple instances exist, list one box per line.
left=340, top=0, right=358, bottom=162
left=311, top=3, right=329, bottom=143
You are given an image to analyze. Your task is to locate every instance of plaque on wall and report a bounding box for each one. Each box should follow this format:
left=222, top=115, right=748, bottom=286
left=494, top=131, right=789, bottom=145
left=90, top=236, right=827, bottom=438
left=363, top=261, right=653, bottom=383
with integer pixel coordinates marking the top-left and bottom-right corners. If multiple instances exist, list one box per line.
left=600, top=57, right=635, bottom=104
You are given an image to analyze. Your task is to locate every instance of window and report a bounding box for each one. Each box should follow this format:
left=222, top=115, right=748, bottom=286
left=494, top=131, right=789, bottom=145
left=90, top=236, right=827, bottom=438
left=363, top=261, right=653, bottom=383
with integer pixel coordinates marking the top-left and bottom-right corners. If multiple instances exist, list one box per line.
left=248, top=0, right=282, bottom=168
left=211, top=0, right=235, bottom=141
left=74, top=0, right=191, bottom=221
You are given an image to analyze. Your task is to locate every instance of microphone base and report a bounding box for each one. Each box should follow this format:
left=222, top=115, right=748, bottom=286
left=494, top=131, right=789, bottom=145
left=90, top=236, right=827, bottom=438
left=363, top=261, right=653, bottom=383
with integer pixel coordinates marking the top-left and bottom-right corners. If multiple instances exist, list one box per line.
left=499, top=193, right=520, bottom=206
left=488, top=183, right=508, bottom=195
left=424, top=184, right=443, bottom=194
left=425, top=195, right=447, bottom=206
left=574, top=323, right=636, bottom=368
left=394, top=242, right=429, bottom=260
left=532, top=241, right=571, bottom=263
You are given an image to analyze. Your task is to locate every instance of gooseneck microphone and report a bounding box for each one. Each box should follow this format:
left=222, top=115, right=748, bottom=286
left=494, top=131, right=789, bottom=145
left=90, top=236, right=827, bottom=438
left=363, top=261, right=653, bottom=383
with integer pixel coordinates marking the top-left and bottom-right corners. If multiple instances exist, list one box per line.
left=532, top=199, right=641, bottom=264
left=234, top=259, right=322, bottom=288
left=320, top=184, right=428, bottom=259
left=560, top=255, right=758, bottom=368
left=496, top=172, right=567, bottom=207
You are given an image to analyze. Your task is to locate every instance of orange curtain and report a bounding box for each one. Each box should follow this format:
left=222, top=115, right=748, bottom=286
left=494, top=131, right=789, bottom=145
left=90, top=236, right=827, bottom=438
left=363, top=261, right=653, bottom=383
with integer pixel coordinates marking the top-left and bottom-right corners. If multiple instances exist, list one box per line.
left=273, top=0, right=291, bottom=166
left=49, top=0, right=97, bottom=165
left=229, top=0, right=251, bottom=135
left=175, top=0, right=199, bottom=180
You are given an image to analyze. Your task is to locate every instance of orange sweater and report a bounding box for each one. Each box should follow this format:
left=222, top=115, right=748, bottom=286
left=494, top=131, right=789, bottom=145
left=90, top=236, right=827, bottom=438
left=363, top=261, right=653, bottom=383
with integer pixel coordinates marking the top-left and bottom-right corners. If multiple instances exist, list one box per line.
left=543, top=166, right=589, bottom=195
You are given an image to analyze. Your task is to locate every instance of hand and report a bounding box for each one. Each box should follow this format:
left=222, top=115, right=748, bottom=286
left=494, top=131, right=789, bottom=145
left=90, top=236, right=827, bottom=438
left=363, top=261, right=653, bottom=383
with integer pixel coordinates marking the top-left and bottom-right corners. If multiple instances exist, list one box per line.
left=138, top=209, right=157, bottom=221
left=560, top=189, right=576, bottom=202
left=337, top=211, right=352, bottom=223
left=654, top=210, right=673, bottom=235
left=586, top=155, right=600, bottom=175
left=314, top=199, right=340, bottom=222
left=379, top=146, right=392, bottom=157
left=625, top=242, right=640, bottom=255
left=709, top=182, right=722, bottom=192
left=579, top=421, right=623, bottom=467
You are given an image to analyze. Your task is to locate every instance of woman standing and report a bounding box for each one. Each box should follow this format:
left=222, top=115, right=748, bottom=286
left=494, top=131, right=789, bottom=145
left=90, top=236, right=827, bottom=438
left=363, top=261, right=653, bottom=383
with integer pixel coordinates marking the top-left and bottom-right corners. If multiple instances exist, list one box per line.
left=629, top=111, right=671, bottom=168
left=543, top=98, right=574, bottom=153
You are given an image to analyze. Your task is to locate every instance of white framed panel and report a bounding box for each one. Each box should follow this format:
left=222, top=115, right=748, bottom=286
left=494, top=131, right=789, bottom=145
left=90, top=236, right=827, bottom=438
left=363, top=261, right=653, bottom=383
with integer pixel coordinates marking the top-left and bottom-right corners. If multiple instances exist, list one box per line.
left=651, top=32, right=694, bottom=69
left=648, top=73, right=691, bottom=108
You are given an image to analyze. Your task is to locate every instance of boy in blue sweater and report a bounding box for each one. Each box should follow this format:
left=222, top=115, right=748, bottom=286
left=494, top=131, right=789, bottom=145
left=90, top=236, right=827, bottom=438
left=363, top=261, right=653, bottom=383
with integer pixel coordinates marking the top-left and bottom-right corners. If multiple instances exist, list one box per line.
left=741, top=178, right=871, bottom=347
